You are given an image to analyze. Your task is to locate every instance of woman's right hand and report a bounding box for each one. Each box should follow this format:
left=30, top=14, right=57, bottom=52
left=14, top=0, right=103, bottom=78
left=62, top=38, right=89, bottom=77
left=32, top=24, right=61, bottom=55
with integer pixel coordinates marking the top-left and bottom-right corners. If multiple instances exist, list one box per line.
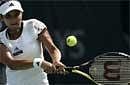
left=41, top=60, right=56, bottom=74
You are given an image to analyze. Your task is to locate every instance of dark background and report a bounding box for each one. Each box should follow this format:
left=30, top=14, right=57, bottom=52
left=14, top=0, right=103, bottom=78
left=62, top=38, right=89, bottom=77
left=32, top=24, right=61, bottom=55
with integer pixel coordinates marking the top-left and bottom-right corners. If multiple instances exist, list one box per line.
left=21, top=0, right=129, bottom=84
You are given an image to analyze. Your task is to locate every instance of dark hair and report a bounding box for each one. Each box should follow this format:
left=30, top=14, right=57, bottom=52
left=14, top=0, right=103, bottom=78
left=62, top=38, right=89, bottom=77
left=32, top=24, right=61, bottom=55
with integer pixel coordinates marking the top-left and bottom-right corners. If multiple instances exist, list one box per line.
left=0, top=0, right=18, bottom=6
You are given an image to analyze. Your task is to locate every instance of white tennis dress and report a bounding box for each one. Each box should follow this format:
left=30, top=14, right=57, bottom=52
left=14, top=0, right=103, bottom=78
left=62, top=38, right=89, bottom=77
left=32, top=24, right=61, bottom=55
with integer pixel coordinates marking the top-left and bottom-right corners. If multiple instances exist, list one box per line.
left=0, top=19, right=49, bottom=85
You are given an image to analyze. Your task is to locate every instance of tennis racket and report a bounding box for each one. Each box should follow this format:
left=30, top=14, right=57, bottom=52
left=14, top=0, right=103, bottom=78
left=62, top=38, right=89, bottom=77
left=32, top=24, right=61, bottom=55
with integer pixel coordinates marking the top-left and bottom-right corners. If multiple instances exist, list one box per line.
left=64, top=52, right=130, bottom=85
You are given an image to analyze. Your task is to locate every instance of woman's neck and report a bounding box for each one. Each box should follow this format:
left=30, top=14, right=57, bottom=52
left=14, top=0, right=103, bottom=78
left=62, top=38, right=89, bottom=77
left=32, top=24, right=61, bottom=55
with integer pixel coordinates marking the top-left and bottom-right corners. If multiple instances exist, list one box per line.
left=8, top=27, right=21, bottom=34
left=7, top=27, right=21, bottom=40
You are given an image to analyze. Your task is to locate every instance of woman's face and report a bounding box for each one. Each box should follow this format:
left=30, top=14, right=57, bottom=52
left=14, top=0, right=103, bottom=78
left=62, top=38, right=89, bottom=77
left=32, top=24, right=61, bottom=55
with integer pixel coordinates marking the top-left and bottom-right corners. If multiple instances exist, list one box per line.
left=3, top=10, right=22, bottom=30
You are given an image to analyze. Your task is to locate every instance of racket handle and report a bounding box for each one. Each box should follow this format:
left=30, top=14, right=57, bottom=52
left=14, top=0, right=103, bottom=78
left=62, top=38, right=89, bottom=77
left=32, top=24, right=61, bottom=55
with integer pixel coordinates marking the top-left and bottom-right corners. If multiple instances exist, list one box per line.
left=65, top=66, right=79, bottom=72
left=64, top=60, right=93, bottom=72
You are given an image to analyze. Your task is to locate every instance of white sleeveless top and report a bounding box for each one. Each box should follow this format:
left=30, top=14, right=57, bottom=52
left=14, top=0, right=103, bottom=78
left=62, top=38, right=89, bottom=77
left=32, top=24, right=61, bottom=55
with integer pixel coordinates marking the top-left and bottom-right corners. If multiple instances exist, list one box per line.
left=0, top=19, right=49, bottom=85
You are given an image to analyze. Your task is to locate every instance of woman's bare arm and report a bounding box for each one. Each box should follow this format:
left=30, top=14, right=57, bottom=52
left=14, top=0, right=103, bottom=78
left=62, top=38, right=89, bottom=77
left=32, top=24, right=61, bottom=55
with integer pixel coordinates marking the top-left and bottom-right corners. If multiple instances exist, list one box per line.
left=0, top=44, right=33, bottom=70
left=0, top=43, right=55, bottom=73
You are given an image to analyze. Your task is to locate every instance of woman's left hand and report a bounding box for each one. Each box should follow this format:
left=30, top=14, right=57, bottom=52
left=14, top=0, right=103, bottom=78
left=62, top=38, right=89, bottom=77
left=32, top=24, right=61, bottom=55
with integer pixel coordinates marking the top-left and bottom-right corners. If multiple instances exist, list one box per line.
left=53, top=61, right=66, bottom=74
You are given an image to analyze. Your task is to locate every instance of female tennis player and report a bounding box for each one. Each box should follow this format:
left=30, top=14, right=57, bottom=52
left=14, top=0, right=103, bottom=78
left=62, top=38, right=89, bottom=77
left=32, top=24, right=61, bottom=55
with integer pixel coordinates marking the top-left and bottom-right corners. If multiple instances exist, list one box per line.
left=0, top=0, right=65, bottom=85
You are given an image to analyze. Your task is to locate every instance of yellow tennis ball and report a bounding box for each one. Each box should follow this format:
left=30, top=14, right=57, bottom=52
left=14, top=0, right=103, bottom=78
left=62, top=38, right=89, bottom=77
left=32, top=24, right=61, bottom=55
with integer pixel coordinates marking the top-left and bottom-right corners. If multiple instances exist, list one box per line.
left=66, top=35, right=77, bottom=47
